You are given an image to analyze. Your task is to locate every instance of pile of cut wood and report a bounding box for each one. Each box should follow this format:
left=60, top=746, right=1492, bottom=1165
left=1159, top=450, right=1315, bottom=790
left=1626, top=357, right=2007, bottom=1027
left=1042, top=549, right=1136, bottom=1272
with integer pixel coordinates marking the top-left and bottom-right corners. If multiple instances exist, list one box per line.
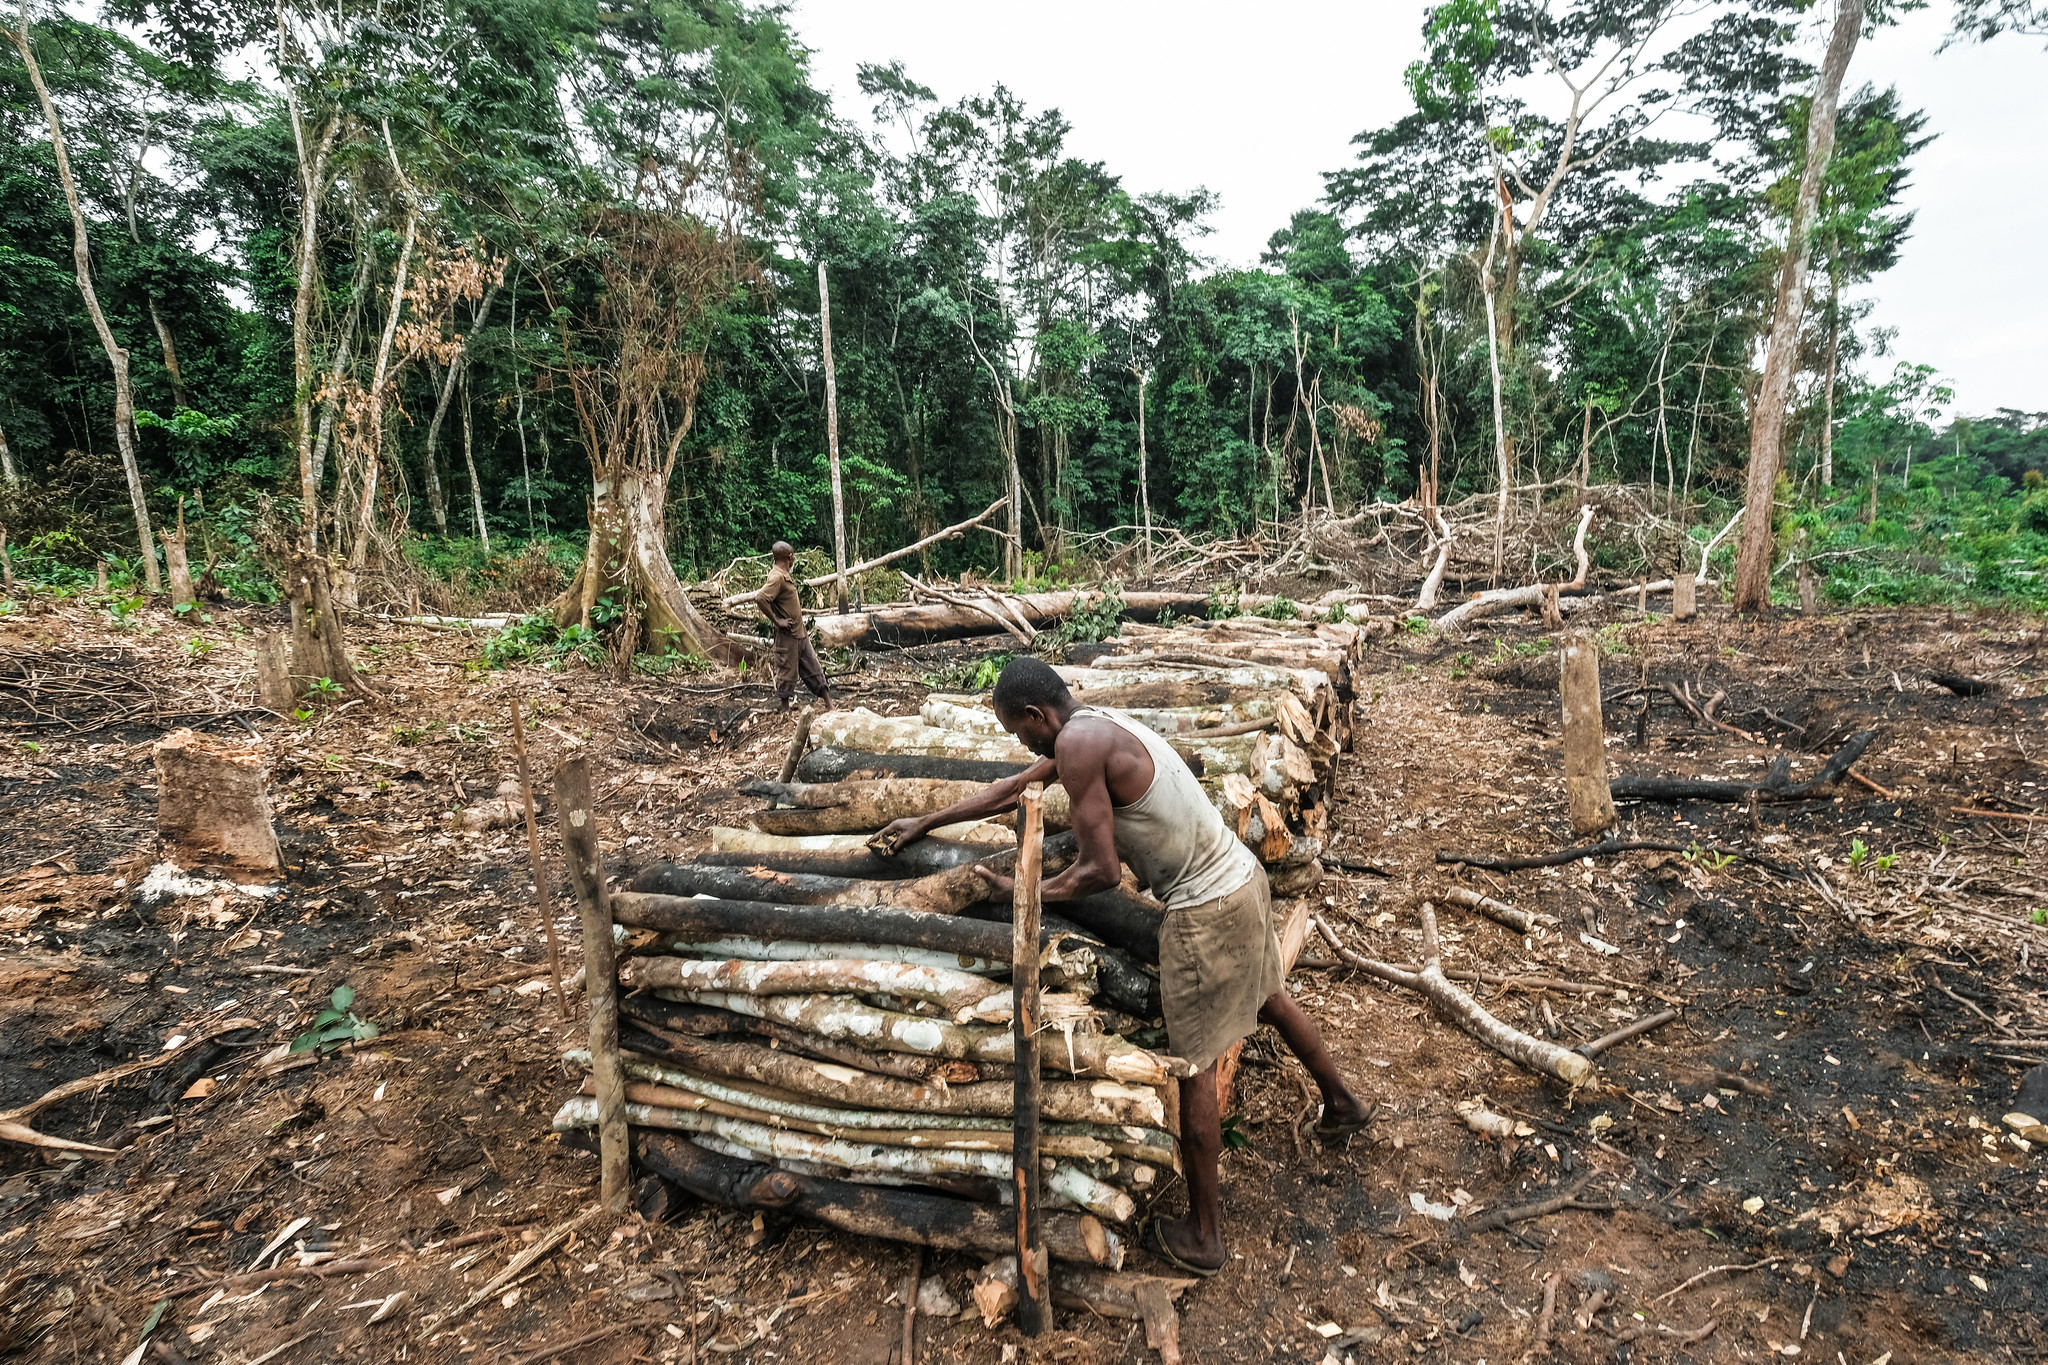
left=709, top=614, right=1364, bottom=896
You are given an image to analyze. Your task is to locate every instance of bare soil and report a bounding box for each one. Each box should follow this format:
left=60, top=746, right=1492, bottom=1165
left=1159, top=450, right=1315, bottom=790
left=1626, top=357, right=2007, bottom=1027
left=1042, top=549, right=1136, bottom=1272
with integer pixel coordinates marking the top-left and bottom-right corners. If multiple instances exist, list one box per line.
left=1, top=594, right=2043, bottom=1365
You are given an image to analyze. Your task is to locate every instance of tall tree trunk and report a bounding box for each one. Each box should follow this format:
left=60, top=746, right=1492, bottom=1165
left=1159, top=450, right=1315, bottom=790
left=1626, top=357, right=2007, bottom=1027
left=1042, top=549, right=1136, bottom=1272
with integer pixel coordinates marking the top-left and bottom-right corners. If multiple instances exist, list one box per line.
left=552, top=467, right=738, bottom=663
left=348, top=208, right=418, bottom=574
left=421, top=278, right=503, bottom=536
left=121, top=117, right=189, bottom=411
left=1820, top=270, right=1840, bottom=488
left=1133, top=365, right=1152, bottom=578
left=460, top=366, right=488, bottom=550
left=9, top=10, right=160, bottom=591
left=819, top=261, right=847, bottom=612
left=1732, top=0, right=1864, bottom=613
left=0, top=420, right=15, bottom=484
left=1479, top=206, right=1510, bottom=578
left=286, top=83, right=339, bottom=551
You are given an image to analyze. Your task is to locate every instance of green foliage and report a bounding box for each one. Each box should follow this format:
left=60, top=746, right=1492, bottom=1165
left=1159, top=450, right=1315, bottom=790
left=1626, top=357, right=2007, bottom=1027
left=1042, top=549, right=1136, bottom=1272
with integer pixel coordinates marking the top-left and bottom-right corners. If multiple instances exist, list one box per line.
left=1205, top=583, right=1241, bottom=620
left=1684, top=844, right=1737, bottom=873
left=304, top=676, right=342, bottom=700
left=290, top=984, right=379, bottom=1054
left=1253, top=594, right=1299, bottom=621
left=481, top=613, right=604, bottom=670
left=1041, top=587, right=1126, bottom=653
left=922, top=654, right=1012, bottom=693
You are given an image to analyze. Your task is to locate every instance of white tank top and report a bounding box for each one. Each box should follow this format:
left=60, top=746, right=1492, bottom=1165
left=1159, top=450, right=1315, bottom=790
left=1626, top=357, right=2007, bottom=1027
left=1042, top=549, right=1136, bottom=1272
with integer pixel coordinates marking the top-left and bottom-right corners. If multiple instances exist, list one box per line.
left=1071, top=706, right=1259, bottom=910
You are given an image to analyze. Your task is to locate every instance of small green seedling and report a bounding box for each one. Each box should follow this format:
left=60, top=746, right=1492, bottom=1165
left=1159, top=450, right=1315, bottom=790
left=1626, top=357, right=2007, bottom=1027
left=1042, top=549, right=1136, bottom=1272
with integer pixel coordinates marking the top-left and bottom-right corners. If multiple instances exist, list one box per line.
left=184, top=635, right=213, bottom=658
left=304, top=676, right=343, bottom=700
left=1220, top=1112, right=1252, bottom=1152
left=2031, top=908, right=2046, bottom=926
left=1684, top=843, right=1736, bottom=872
left=290, top=984, right=379, bottom=1054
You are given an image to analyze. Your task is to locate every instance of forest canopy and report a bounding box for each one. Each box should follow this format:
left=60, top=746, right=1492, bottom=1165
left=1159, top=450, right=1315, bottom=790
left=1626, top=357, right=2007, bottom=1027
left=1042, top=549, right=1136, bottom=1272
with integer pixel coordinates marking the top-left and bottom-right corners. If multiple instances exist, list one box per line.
left=2, top=0, right=2044, bottom=628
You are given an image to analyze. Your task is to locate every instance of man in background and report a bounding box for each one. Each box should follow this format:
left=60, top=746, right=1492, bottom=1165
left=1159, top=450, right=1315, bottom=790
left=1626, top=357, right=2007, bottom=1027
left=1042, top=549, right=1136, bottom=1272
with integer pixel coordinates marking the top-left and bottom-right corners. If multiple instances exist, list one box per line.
left=755, top=541, right=833, bottom=710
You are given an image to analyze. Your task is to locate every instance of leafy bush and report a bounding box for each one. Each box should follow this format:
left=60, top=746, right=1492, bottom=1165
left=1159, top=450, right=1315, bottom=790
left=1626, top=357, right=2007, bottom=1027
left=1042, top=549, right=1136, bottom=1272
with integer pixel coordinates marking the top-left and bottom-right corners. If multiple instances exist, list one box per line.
left=1254, top=594, right=1300, bottom=621
left=923, top=653, right=1012, bottom=692
left=480, top=611, right=605, bottom=669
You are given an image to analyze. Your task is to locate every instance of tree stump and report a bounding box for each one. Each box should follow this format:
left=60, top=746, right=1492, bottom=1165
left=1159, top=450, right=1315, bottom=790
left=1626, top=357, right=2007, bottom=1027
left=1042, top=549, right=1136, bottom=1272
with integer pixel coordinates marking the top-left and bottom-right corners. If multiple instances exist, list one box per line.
left=1558, top=636, right=1617, bottom=837
left=253, top=632, right=294, bottom=712
left=161, top=503, right=196, bottom=609
left=1672, top=573, right=1697, bottom=622
left=1797, top=563, right=1820, bottom=617
left=154, top=728, right=281, bottom=876
left=287, top=551, right=368, bottom=698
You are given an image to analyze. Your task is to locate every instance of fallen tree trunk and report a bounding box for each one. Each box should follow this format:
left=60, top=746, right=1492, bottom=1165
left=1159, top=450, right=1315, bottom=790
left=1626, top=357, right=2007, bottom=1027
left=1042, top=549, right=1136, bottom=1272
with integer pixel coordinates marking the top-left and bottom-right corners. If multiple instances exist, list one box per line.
left=1314, top=909, right=1596, bottom=1090
left=719, top=497, right=1011, bottom=609
left=623, top=955, right=1011, bottom=1024
left=796, top=749, right=1031, bottom=785
left=633, top=1131, right=1121, bottom=1267
left=1429, top=504, right=1596, bottom=634
left=628, top=863, right=878, bottom=904
left=813, top=590, right=1211, bottom=651
left=922, top=696, right=1280, bottom=739
left=1609, top=730, right=1876, bottom=803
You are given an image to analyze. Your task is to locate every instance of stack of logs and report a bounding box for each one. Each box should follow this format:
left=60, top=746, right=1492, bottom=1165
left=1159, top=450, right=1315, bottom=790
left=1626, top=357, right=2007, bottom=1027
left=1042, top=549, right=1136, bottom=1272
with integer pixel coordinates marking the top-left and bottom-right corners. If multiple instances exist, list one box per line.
left=707, top=614, right=1364, bottom=898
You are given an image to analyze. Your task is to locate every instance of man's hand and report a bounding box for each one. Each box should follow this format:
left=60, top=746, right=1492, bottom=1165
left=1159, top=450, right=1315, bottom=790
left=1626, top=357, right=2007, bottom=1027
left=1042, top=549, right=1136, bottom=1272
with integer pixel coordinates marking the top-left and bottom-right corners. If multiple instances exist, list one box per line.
left=869, top=818, right=926, bottom=857
left=971, top=865, right=1015, bottom=897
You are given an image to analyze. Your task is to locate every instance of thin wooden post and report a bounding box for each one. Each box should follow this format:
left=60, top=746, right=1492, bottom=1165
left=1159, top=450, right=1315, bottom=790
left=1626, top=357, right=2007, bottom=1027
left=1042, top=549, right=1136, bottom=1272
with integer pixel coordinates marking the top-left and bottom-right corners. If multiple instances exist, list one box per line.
left=1559, top=635, right=1617, bottom=837
left=511, top=697, right=569, bottom=1019
left=555, top=753, right=629, bottom=1213
left=1797, top=563, right=1820, bottom=616
left=778, top=702, right=817, bottom=785
left=1672, top=572, right=1697, bottom=622
left=819, top=261, right=848, bottom=615
left=1011, top=782, right=1049, bottom=1337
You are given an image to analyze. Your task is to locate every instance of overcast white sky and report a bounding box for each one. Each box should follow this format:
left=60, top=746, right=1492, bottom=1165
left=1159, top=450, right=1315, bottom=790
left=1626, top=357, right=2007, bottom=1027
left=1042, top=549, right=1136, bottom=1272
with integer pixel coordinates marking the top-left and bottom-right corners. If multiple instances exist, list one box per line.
left=792, top=0, right=2045, bottom=417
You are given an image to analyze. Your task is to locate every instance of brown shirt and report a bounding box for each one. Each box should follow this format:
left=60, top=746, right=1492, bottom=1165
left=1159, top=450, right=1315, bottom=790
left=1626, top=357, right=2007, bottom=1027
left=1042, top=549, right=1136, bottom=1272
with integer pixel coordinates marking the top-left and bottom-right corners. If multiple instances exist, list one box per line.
left=755, top=567, right=804, bottom=633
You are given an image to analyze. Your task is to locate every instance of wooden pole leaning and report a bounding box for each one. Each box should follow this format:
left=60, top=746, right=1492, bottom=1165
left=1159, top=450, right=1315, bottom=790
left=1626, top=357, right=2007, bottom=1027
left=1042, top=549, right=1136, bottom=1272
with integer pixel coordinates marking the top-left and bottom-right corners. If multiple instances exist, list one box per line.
left=555, top=753, right=629, bottom=1213
left=509, top=696, right=569, bottom=1019
left=1012, top=783, right=1050, bottom=1336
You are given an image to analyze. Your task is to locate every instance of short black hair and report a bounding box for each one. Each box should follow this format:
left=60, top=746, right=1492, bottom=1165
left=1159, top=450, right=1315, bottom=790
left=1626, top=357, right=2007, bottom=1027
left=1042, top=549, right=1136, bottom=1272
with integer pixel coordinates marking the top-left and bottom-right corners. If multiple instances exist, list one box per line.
left=991, top=656, right=1072, bottom=713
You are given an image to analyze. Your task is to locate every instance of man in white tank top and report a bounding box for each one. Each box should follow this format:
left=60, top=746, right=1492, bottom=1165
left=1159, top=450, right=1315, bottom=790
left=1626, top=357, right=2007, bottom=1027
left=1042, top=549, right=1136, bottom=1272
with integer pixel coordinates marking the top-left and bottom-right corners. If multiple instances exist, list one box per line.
left=874, top=657, right=1371, bottom=1275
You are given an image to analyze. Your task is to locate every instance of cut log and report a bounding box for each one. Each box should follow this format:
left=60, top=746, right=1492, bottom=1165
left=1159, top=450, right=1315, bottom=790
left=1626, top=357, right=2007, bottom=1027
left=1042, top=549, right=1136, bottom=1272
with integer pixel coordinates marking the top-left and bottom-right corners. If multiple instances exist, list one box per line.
left=153, top=727, right=281, bottom=875
left=628, top=862, right=878, bottom=905
left=555, top=1098, right=1134, bottom=1222
left=622, top=956, right=1011, bottom=1025
left=253, top=631, right=294, bottom=713
left=1558, top=635, right=1618, bottom=837
left=606, top=1032, right=1167, bottom=1127
left=632, top=1131, right=1121, bottom=1267
left=740, top=778, right=988, bottom=834
left=812, top=709, right=1037, bottom=765
left=698, top=838, right=993, bottom=879
left=796, top=748, right=1031, bottom=785
left=1610, top=730, right=1877, bottom=803
left=713, top=822, right=1016, bottom=853
left=621, top=998, right=980, bottom=1083
left=1430, top=504, right=1594, bottom=633
left=1440, top=885, right=1549, bottom=934
left=664, top=989, right=1183, bottom=1084
left=813, top=590, right=1210, bottom=651
left=1315, top=908, right=1596, bottom=1091
left=658, top=933, right=1009, bottom=979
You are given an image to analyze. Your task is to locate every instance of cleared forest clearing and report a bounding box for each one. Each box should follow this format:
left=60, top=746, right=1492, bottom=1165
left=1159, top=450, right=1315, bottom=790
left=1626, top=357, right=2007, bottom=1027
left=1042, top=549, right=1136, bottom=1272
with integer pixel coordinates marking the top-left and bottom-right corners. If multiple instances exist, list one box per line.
left=0, top=582, right=2042, bottom=1365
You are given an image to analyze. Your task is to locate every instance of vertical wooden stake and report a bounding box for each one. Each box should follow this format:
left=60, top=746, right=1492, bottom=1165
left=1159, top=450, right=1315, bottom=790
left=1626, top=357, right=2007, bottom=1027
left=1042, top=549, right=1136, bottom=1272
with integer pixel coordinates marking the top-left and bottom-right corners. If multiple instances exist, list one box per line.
left=555, top=753, right=629, bottom=1213
left=1011, top=782, right=1049, bottom=1337
left=510, top=696, right=569, bottom=1019
left=1672, top=572, right=1697, bottom=622
left=778, top=702, right=817, bottom=785
left=1797, top=563, right=1819, bottom=616
left=818, top=260, right=848, bottom=615
left=1559, top=635, right=1617, bottom=837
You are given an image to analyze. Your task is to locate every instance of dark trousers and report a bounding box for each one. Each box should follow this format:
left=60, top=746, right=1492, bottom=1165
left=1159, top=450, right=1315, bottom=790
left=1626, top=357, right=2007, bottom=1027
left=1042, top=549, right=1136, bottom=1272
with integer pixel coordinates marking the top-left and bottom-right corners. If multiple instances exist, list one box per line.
left=772, top=629, right=829, bottom=703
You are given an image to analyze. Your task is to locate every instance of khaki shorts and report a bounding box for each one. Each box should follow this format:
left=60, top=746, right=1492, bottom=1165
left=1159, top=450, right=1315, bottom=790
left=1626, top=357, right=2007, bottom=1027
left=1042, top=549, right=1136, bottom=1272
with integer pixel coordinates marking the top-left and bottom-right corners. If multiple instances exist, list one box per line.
left=1157, top=868, right=1285, bottom=1072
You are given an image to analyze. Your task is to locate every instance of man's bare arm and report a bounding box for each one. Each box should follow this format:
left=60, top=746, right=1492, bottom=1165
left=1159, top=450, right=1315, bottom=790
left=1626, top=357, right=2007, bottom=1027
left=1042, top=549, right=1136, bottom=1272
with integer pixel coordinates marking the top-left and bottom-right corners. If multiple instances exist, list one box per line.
left=1035, top=727, right=1120, bottom=902
left=869, top=757, right=1058, bottom=854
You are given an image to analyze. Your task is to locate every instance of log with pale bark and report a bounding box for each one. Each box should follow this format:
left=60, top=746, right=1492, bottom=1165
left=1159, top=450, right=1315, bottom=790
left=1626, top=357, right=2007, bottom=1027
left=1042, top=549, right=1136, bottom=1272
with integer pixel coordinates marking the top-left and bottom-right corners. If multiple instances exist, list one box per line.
left=1314, top=909, right=1597, bottom=1090
left=660, top=989, right=1183, bottom=1085
left=738, top=777, right=991, bottom=836
left=631, top=1131, right=1122, bottom=1268
left=621, top=997, right=980, bottom=1083
left=603, top=1034, right=1168, bottom=1128
left=812, top=589, right=1211, bottom=651
left=622, top=955, right=1012, bottom=1024
left=697, top=836, right=998, bottom=879
left=554, top=1097, right=1135, bottom=1222
left=1431, top=504, right=1595, bottom=633
left=714, top=822, right=1016, bottom=854
left=795, top=748, right=1030, bottom=785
